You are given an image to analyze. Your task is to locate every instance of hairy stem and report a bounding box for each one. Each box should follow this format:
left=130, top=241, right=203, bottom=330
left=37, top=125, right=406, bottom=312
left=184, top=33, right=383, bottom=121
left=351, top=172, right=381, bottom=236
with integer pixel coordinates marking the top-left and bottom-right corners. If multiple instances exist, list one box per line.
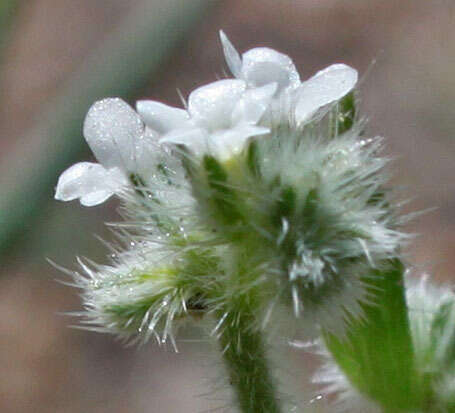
left=216, top=310, right=282, bottom=413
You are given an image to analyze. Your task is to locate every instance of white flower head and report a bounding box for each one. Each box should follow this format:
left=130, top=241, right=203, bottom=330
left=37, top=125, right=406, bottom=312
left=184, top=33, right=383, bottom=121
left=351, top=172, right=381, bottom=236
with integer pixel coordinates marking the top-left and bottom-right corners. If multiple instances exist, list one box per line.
left=55, top=98, right=164, bottom=206
left=220, top=30, right=358, bottom=126
left=159, top=79, right=275, bottom=160
left=55, top=32, right=397, bottom=350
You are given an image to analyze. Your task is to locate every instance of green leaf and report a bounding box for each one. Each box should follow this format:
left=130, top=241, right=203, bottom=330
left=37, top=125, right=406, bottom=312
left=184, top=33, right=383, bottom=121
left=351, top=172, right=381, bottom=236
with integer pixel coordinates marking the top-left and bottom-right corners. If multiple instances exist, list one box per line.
left=324, top=259, right=423, bottom=412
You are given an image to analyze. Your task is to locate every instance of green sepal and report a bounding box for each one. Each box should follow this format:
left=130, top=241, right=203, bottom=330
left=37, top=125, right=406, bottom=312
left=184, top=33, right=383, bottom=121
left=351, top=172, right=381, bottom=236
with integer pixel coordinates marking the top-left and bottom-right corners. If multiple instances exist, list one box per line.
left=323, top=259, right=423, bottom=412
left=329, top=92, right=356, bottom=138
left=130, top=172, right=153, bottom=199
left=101, top=243, right=219, bottom=336
left=272, top=185, right=296, bottom=227
left=337, top=92, right=356, bottom=135
left=128, top=172, right=179, bottom=234
left=246, top=140, right=260, bottom=178
left=203, top=155, right=243, bottom=224
left=302, top=188, right=318, bottom=229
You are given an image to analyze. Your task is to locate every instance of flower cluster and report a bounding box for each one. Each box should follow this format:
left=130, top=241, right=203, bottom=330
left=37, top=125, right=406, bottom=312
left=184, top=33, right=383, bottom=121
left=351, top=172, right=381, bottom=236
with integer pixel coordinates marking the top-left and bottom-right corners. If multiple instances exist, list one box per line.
left=55, top=31, right=401, bottom=345
left=56, top=31, right=358, bottom=205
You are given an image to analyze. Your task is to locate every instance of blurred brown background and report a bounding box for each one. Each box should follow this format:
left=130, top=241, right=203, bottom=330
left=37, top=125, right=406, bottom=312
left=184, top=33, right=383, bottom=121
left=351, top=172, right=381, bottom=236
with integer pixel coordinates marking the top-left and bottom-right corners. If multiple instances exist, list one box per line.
left=1, top=0, right=454, bottom=412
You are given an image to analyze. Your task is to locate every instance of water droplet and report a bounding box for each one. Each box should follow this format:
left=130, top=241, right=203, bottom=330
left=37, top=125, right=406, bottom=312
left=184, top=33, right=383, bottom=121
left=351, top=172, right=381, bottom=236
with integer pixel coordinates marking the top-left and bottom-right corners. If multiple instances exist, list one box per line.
left=309, top=394, right=323, bottom=404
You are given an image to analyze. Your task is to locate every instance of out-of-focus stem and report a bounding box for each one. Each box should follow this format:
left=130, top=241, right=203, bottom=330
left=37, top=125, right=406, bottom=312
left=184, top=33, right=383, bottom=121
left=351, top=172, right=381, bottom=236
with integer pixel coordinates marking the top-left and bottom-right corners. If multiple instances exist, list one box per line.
left=0, top=0, right=18, bottom=59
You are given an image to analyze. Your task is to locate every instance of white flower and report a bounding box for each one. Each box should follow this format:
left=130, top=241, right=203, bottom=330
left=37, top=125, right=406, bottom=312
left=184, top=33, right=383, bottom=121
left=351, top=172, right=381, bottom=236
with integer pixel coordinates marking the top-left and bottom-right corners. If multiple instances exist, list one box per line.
left=156, top=79, right=276, bottom=160
left=55, top=98, right=159, bottom=206
left=220, top=30, right=358, bottom=125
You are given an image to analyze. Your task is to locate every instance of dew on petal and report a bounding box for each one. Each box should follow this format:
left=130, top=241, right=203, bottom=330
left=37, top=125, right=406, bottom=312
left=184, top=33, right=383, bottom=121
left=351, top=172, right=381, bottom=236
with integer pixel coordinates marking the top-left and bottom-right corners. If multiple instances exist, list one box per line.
left=241, top=47, right=301, bottom=92
left=295, top=64, right=358, bottom=125
left=188, top=79, right=246, bottom=131
left=136, top=100, right=189, bottom=135
left=83, top=98, right=144, bottom=171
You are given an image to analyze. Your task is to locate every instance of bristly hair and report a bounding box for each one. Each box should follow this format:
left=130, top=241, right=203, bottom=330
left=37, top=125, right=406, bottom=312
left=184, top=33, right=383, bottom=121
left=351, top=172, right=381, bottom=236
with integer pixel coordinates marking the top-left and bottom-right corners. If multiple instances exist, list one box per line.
left=180, top=102, right=408, bottom=336
left=61, top=97, right=410, bottom=347
left=312, top=341, right=381, bottom=413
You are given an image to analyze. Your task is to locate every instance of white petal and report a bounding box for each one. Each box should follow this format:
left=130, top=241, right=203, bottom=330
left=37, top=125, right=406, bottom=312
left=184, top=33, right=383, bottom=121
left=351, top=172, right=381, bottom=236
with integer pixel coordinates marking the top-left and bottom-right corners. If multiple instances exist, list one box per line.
left=55, top=162, right=127, bottom=206
left=210, top=125, right=269, bottom=161
left=219, top=30, right=242, bottom=78
left=160, top=127, right=209, bottom=158
left=79, top=191, right=115, bottom=207
left=83, top=98, right=144, bottom=170
left=131, top=133, right=161, bottom=183
left=136, top=100, right=189, bottom=134
left=231, top=83, right=277, bottom=125
left=241, top=47, right=300, bottom=92
left=295, top=64, right=358, bottom=125
left=188, top=79, right=246, bottom=131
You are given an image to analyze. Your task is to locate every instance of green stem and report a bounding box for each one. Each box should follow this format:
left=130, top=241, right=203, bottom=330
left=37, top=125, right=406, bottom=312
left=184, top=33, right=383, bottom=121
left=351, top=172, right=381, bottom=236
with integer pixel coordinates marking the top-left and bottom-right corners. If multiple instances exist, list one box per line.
left=216, top=309, right=282, bottom=413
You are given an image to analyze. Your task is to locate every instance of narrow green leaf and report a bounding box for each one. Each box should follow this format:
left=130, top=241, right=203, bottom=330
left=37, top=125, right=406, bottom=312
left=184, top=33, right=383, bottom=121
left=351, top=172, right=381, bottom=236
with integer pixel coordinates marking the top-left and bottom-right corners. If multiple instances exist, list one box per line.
left=324, top=259, right=422, bottom=411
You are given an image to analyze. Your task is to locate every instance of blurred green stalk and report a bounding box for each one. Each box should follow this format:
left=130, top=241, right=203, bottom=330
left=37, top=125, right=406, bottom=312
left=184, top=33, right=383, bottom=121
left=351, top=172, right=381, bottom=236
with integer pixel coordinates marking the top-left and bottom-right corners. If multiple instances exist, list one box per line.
left=0, top=0, right=18, bottom=55
left=0, top=0, right=219, bottom=258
